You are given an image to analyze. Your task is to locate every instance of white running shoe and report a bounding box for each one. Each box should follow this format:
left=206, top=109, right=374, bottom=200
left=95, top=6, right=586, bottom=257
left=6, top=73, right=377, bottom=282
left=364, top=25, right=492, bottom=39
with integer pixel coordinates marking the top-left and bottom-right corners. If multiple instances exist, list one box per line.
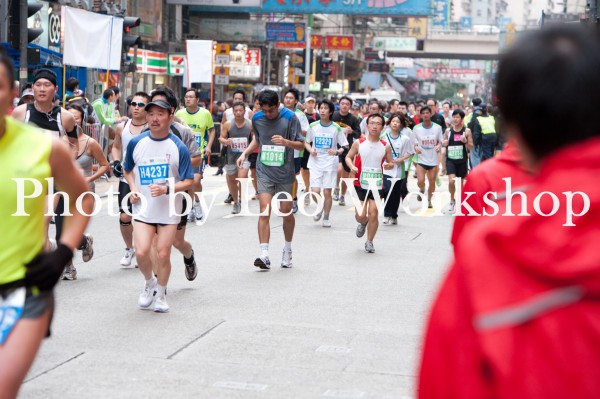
left=339, top=195, right=346, bottom=206
left=322, top=219, right=331, bottom=228
left=120, top=248, right=135, bottom=266
left=446, top=201, right=456, bottom=214
left=281, top=250, right=293, bottom=268
left=333, top=187, right=340, bottom=201
left=365, top=240, right=375, bottom=253
left=232, top=202, right=241, bottom=214
left=154, top=295, right=169, bottom=313
left=193, top=201, right=204, bottom=220
left=313, top=211, right=323, bottom=222
left=138, top=278, right=157, bottom=309
left=303, top=194, right=311, bottom=207
left=356, top=222, right=367, bottom=238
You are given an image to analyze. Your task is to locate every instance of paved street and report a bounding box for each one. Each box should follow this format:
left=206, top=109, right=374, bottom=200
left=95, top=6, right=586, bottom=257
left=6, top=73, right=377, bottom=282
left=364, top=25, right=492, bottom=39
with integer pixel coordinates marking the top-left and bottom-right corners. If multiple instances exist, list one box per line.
left=20, top=168, right=454, bottom=399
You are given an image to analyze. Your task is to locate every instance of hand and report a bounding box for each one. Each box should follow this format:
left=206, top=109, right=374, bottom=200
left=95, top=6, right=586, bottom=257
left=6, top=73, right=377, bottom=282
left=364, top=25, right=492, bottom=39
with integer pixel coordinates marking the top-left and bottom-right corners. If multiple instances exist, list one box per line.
left=351, top=165, right=359, bottom=173
left=149, top=184, right=167, bottom=197
left=112, top=160, right=123, bottom=178
left=344, top=127, right=352, bottom=136
left=226, top=139, right=233, bottom=147
left=130, top=190, right=141, bottom=204
left=204, top=147, right=211, bottom=158
left=120, top=116, right=129, bottom=123
left=236, top=154, right=246, bottom=168
left=461, top=135, right=467, bottom=144
left=383, top=162, right=394, bottom=170
left=327, top=149, right=338, bottom=156
left=311, top=149, right=318, bottom=157
left=24, top=244, right=73, bottom=291
left=435, top=146, right=441, bottom=153
left=271, top=135, right=286, bottom=146
left=415, top=146, right=423, bottom=154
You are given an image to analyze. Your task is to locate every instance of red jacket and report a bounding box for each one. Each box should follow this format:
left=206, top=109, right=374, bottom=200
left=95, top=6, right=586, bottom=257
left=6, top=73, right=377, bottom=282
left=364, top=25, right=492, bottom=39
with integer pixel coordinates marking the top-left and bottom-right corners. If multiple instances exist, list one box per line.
left=419, top=137, right=600, bottom=399
left=451, top=140, right=535, bottom=246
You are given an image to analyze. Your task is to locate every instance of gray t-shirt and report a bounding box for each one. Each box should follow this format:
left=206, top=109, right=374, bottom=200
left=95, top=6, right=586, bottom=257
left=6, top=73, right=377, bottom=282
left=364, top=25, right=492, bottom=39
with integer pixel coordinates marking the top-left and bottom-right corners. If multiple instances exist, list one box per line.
left=252, top=107, right=303, bottom=184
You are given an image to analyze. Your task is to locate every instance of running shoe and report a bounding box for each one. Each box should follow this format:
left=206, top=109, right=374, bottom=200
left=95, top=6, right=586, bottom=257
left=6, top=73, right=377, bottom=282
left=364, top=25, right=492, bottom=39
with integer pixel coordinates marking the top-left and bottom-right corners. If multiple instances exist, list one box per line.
left=313, top=211, right=323, bottom=222
left=383, top=217, right=393, bottom=225
left=435, top=174, right=442, bottom=187
left=356, top=222, right=367, bottom=238
left=281, top=250, right=293, bottom=268
left=232, top=202, right=241, bottom=214
left=139, top=278, right=157, bottom=308
left=62, top=263, right=77, bottom=280
left=194, top=201, right=204, bottom=220
left=303, top=194, right=311, bottom=207
left=49, top=238, right=57, bottom=252
left=391, top=217, right=398, bottom=225
left=446, top=200, right=456, bottom=214
left=254, top=256, right=271, bottom=270
left=428, top=200, right=433, bottom=209
left=322, top=219, right=332, bottom=228
left=417, top=189, right=425, bottom=202
left=365, top=240, right=375, bottom=253
left=154, top=295, right=169, bottom=313
left=339, top=195, right=346, bottom=206
left=333, top=187, right=340, bottom=201
left=187, top=212, right=195, bottom=223
left=120, top=248, right=135, bottom=266
left=81, top=234, right=94, bottom=262
left=184, top=251, right=198, bottom=281
left=224, top=193, right=233, bottom=204
left=292, top=201, right=298, bottom=214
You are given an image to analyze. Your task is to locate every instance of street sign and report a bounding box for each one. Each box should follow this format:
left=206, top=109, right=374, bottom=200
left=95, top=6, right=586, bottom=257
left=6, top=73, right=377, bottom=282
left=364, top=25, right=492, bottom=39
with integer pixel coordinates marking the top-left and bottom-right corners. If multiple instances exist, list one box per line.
left=215, top=54, right=230, bottom=65
left=374, top=37, right=417, bottom=52
left=245, top=49, right=261, bottom=66
left=266, top=23, right=305, bottom=42
left=215, top=75, right=229, bottom=85
left=168, top=54, right=186, bottom=76
left=215, top=43, right=230, bottom=55
left=215, top=66, right=230, bottom=75
left=325, top=35, right=353, bottom=51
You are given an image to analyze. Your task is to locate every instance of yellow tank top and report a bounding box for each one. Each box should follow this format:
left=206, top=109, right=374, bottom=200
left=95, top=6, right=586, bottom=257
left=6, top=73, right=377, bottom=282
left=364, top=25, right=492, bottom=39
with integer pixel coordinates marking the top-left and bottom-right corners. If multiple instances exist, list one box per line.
left=0, top=117, right=51, bottom=285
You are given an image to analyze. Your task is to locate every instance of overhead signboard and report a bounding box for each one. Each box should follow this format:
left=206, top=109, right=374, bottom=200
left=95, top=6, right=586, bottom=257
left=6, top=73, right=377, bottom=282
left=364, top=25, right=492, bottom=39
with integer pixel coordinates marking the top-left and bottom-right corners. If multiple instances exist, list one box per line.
left=275, top=35, right=353, bottom=50
left=127, top=48, right=168, bottom=75
left=407, top=17, right=427, bottom=39
left=186, top=0, right=429, bottom=15
left=266, top=23, right=305, bottom=42
left=374, top=37, right=417, bottom=52
left=432, top=0, right=450, bottom=28
left=166, top=0, right=262, bottom=7
left=168, top=54, right=186, bottom=76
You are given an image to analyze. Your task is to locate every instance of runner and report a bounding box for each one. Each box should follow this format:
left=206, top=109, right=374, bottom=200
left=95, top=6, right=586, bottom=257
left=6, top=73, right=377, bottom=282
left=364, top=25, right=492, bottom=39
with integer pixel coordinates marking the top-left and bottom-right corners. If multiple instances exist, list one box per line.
left=300, top=94, right=320, bottom=203
left=219, top=102, right=252, bottom=214
left=345, top=114, right=393, bottom=253
left=282, top=88, right=308, bottom=213
left=0, top=54, right=92, bottom=397
left=412, top=106, right=444, bottom=209
left=175, top=88, right=214, bottom=221
left=111, top=92, right=150, bottom=267
left=236, top=90, right=305, bottom=269
left=332, top=96, right=361, bottom=206
left=123, top=100, right=194, bottom=312
left=443, top=109, right=473, bottom=213
left=304, top=99, right=348, bottom=227
left=381, top=113, right=414, bottom=225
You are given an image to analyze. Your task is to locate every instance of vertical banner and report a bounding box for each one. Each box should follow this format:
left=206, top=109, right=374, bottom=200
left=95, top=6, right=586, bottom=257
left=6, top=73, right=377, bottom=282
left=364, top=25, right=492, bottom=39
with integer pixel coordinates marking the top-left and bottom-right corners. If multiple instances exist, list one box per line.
left=186, top=40, right=213, bottom=84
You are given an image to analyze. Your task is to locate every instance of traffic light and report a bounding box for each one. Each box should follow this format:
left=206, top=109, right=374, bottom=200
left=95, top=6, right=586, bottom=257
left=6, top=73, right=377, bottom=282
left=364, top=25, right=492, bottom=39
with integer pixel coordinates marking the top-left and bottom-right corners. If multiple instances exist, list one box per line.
left=8, top=0, right=44, bottom=49
left=122, top=16, right=142, bottom=48
left=293, top=49, right=306, bottom=73
left=320, top=53, right=332, bottom=88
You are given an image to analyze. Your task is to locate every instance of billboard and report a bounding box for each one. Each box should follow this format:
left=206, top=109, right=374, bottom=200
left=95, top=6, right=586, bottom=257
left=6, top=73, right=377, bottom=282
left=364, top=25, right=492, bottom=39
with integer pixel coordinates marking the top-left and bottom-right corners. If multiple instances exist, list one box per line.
left=182, top=0, right=429, bottom=15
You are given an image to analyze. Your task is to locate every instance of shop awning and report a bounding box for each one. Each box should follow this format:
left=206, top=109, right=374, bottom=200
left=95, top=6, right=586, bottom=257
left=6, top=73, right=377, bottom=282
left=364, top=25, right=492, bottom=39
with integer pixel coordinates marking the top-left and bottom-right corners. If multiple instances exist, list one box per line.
left=1, top=43, right=63, bottom=68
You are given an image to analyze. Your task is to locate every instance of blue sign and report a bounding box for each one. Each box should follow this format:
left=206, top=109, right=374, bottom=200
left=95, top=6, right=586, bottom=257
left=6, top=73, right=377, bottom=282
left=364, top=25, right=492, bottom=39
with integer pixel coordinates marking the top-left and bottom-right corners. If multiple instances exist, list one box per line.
left=432, top=0, right=449, bottom=28
left=460, top=16, right=472, bottom=30
left=189, top=0, right=429, bottom=15
left=266, top=23, right=305, bottom=43
left=499, top=17, right=512, bottom=30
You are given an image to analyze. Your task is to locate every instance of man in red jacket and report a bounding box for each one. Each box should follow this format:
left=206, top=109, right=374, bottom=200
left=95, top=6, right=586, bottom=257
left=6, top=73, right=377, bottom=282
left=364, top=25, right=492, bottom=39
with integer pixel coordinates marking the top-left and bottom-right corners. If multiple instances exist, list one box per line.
left=419, top=25, right=600, bottom=398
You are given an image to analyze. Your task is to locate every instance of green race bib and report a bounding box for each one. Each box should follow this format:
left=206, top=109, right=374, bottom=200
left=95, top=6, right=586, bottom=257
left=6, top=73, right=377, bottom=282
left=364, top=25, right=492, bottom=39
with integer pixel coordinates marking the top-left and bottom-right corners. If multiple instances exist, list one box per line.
left=360, top=167, right=383, bottom=188
left=260, top=145, right=285, bottom=166
left=448, top=145, right=464, bottom=160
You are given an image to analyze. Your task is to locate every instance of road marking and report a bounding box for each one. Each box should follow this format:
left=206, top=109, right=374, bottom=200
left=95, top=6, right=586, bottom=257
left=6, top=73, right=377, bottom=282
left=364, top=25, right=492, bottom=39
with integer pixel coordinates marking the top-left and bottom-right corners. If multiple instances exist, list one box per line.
left=323, top=389, right=365, bottom=398
left=213, top=381, right=268, bottom=391
left=316, top=345, right=352, bottom=354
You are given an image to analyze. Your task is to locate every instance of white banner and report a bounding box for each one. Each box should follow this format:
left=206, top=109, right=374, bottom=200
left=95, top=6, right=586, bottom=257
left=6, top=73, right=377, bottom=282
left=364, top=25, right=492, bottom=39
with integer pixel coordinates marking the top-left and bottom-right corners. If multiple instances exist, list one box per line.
left=186, top=40, right=213, bottom=84
left=63, top=7, right=123, bottom=70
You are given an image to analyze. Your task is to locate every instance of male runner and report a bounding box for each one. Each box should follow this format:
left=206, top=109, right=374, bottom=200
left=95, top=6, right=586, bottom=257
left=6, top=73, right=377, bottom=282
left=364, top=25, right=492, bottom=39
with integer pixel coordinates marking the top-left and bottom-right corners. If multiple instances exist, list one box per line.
left=345, top=114, right=393, bottom=253
left=442, top=109, right=473, bottom=213
left=219, top=102, right=252, bottom=214
left=236, top=90, right=304, bottom=269
left=412, top=106, right=444, bottom=209
left=282, top=88, right=308, bottom=213
left=332, top=96, right=361, bottom=206
left=123, top=100, right=194, bottom=312
left=111, top=92, right=150, bottom=266
left=305, top=99, right=348, bottom=227
left=175, top=88, right=214, bottom=221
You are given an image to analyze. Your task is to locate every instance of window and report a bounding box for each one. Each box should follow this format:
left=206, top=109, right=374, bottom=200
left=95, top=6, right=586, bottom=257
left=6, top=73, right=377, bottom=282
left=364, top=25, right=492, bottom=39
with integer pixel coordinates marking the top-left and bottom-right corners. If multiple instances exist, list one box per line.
left=477, top=10, right=482, bottom=16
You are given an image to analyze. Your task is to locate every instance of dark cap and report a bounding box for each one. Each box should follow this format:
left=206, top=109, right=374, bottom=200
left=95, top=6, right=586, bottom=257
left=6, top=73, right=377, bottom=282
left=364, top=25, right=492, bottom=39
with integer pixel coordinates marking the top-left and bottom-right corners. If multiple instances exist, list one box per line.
left=33, top=68, right=57, bottom=86
left=145, top=99, right=172, bottom=111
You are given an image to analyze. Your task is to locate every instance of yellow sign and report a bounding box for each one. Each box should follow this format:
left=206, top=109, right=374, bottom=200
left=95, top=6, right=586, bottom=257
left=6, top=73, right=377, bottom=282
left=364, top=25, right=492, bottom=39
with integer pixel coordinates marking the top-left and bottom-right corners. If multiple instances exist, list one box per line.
left=216, top=43, right=230, bottom=55
left=215, top=66, right=230, bottom=75
left=408, top=17, right=427, bottom=39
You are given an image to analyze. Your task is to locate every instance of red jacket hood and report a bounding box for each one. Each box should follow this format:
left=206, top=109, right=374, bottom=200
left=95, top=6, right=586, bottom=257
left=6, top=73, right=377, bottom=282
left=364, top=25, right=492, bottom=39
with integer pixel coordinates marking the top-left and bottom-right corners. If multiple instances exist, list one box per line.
left=458, top=136, right=600, bottom=312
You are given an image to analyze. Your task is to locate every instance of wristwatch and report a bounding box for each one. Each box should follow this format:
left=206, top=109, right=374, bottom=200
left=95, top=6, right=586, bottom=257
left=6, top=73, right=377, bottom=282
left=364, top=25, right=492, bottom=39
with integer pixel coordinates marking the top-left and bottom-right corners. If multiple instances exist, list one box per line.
left=165, top=186, right=170, bottom=195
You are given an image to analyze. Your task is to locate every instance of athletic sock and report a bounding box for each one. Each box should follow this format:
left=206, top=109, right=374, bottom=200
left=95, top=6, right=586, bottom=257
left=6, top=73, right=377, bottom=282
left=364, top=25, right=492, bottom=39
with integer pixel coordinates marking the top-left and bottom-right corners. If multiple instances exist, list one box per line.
left=284, top=241, right=292, bottom=252
left=157, top=284, right=167, bottom=297
left=260, top=243, right=269, bottom=258
left=184, top=250, right=195, bottom=265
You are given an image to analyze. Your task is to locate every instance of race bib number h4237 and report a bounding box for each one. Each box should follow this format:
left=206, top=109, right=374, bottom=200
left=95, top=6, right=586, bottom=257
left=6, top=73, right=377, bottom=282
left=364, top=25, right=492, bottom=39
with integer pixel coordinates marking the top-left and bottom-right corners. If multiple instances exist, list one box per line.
left=138, top=158, right=169, bottom=185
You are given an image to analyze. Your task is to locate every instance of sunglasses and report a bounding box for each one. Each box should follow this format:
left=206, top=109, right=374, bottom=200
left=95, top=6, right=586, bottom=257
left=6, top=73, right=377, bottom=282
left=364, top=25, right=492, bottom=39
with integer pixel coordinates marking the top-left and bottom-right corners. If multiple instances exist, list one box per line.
left=130, top=101, right=146, bottom=108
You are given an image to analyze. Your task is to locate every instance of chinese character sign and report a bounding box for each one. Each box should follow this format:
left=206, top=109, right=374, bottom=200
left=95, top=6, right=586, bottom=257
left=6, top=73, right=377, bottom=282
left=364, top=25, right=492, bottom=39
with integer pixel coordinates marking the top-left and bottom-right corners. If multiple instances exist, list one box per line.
left=432, top=0, right=449, bottom=29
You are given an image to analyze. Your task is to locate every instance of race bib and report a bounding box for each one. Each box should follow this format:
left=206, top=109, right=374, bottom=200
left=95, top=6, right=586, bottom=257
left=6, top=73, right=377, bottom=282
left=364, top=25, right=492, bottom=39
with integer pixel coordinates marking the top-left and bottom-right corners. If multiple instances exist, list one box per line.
left=420, top=135, right=436, bottom=150
left=0, top=287, right=26, bottom=345
left=231, top=137, right=248, bottom=153
left=194, top=134, right=205, bottom=149
left=448, top=145, right=464, bottom=160
left=138, top=157, right=169, bottom=185
left=314, top=134, right=333, bottom=153
left=260, top=145, right=285, bottom=166
left=360, top=167, right=383, bottom=188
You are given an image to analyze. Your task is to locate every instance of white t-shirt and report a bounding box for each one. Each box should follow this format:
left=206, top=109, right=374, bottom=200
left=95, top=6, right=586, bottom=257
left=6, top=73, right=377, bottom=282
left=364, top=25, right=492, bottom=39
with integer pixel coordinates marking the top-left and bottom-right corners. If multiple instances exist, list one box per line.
left=123, top=132, right=194, bottom=225
left=294, top=109, right=309, bottom=158
left=382, top=131, right=413, bottom=178
left=306, top=121, right=348, bottom=171
left=411, top=122, right=444, bottom=167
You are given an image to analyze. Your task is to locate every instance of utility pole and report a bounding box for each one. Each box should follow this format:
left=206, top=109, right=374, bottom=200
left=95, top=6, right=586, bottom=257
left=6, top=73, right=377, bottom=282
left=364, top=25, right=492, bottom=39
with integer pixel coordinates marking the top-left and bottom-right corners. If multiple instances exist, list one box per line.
left=0, top=1, right=7, bottom=43
left=304, top=15, right=312, bottom=99
left=19, top=0, right=29, bottom=89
